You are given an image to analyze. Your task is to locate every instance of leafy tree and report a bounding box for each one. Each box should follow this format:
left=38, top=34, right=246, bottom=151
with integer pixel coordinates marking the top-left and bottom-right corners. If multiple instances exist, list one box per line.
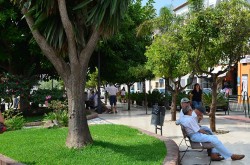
left=0, top=1, right=59, bottom=111
left=138, top=6, right=193, bottom=120
left=0, top=1, right=42, bottom=75
left=86, top=67, right=98, bottom=90
left=94, top=0, right=155, bottom=110
left=145, top=21, right=193, bottom=120
left=0, top=73, right=38, bottom=110
left=10, top=0, right=131, bottom=148
left=137, top=6, right=174, bottom=36
left=185, top=0, right=250, bottom=131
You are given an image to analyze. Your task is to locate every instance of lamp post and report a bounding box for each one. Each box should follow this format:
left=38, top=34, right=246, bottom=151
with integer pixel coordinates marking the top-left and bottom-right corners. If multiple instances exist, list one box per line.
left=97, top=51, right=102, bottom=114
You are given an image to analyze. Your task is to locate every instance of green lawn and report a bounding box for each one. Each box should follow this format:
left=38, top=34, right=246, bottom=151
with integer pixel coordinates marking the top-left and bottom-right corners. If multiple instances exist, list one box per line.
left=0, top=124, right=166, bottom=165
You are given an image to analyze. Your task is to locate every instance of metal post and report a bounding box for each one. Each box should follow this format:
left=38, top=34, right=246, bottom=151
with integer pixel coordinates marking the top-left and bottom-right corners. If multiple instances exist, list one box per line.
left=244, top=92, right=247, bottom=117
left=97, top=51, right=102, bottom=114
left=248, top=96, right=250, bottom=118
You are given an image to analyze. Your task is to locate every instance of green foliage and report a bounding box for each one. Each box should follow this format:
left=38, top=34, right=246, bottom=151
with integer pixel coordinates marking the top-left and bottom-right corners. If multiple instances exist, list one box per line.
left=0, top=125, right=165, bottom=165
left=188, top=0, right=204, bottom=12
left=86, top=67, right=98, bottom=89
left=99, top=0, right=155, bottom=84
left=31, top=88, right=66, bottom=106
left=0, top=73, right=38, bottom=103
left=11, top=0, right=131, bottom=51
left=147, top=90, right=165, bottom=106
left=3, top=108, right=25, bottom=131
left=202, top=93, right=228, bottom=107
left=38, top=79, right=64, bottom=90
left=145, top=25, right=191, bottom=78
left=185, top=0, right=250, bottom=75
left=44, top=100, right=68, bottom=126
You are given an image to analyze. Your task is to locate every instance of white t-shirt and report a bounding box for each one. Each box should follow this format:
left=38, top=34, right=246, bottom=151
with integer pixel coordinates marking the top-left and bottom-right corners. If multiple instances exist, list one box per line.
left=180, top=115, right=200, bottom=135
left=106, top=85, right=118, bottom=96
left=121, top=90, right=125, bottom=96
left=93, top=94, right=98, bottom=107
left=179, top=110, right=197, bottom=120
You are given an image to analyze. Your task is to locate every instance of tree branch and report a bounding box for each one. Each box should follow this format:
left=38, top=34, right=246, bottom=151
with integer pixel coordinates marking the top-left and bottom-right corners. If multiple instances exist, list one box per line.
left=57, top=0, right=78, bottom=64
left=22, top=8, right=70, bottom=80
left=79, top=29, right=100, bottom=65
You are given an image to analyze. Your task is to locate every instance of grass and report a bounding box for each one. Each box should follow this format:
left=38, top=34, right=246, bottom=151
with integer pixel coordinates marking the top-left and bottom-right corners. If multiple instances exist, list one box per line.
left=0, top=124, right=166, bottom=165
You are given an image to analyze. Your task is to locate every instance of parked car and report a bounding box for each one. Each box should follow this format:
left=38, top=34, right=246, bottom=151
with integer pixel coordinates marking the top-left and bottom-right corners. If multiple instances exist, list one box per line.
left=152, top=88, right=171, bottom=95
left=203, top=88, right=212, bottom=94
left=183, top=89, right=192, bottom=94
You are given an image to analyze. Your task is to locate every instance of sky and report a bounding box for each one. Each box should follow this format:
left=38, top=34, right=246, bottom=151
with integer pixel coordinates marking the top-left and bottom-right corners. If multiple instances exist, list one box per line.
left=142, top=0, right=187, bottom=15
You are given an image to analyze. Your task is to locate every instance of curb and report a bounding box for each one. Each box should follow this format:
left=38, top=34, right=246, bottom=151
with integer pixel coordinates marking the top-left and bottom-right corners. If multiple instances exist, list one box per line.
left=87, top=112, right=98, bottom=120
left=223, top=115, right=250, bottom=123
left=136, top=128, right=180, bottom=165
left=0, top=154, right=24, bottom=165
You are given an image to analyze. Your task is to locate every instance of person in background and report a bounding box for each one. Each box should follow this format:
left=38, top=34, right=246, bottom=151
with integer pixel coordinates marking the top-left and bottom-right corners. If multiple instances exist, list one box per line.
left=106, top=84, right=118, bottom=114
left=93, top=91, right=99, bottom=109
left=0, top=111, right=4, bottom=124
left=85, top=90, right=95, bottom=109
left=120, top=87, right=126, bottom=103
left=190, top=83, right=203, bottom=108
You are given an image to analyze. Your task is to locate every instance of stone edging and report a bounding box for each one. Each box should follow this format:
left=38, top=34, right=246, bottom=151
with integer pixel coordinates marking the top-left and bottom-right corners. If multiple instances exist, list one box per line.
left=87, top=112, right=98, bottom=120
left=0, top=154, right=24, bottom=165
left=136, top=128, right=180, bottom=165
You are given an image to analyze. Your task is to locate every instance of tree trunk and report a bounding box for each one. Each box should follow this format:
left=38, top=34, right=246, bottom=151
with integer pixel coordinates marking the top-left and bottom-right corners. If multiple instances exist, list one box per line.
left=164, top=82, right=169, bottom=109
left=209, top=77, right=218, bottom=132
left=22, top=2, right=99, bottom=149
left=65, top=69, right=93, bottom=148
left=171, top=92, right=177, bottom=121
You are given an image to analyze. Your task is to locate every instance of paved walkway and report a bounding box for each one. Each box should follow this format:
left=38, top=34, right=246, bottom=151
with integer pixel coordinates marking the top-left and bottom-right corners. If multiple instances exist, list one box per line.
left=91, top=103, right=250, bottom=165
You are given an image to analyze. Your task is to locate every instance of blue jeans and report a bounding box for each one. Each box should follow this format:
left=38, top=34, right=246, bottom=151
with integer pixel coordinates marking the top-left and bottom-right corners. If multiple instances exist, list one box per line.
left=192, top=101, right=202, bottom=108
left=190, top=132, right=232, bottom=159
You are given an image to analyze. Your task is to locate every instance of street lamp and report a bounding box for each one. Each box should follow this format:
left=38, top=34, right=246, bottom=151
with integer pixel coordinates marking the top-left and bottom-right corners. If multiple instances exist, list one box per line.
left=97, top=51, right=102, bottom=114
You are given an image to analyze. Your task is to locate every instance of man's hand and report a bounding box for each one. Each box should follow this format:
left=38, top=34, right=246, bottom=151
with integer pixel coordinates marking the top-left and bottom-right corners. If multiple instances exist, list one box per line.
left=198, top=129, right=208, bottom=134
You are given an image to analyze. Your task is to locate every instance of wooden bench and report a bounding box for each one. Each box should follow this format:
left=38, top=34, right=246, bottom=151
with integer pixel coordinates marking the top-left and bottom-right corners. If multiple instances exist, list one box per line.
left=179, top=124, right=214, bottom=165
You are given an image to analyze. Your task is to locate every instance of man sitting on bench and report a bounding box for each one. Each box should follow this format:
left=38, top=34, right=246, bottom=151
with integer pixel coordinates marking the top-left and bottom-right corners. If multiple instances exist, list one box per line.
left=176, top=97, right=213, bottom=135
left=180, top=105, right=245, bottom=161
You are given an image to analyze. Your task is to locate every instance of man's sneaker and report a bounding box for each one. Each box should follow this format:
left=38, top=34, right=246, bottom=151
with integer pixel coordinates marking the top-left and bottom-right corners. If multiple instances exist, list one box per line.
left=211, top=153, right=224, bottom=161
left=231, top=154, right=245, bottom=160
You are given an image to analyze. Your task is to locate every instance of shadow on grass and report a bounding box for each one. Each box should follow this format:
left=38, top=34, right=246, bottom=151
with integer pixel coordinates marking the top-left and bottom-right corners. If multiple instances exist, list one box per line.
left=93, top=140, right=165, bottom=162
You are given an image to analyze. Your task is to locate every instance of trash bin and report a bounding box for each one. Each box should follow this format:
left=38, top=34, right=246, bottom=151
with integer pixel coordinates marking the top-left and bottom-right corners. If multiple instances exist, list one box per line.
left=151, top=104, right=166, bottom=126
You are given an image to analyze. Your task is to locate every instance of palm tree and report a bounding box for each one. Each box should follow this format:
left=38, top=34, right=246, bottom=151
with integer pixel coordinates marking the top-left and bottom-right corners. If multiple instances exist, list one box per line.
left=11, top=0, right=131, bottom=148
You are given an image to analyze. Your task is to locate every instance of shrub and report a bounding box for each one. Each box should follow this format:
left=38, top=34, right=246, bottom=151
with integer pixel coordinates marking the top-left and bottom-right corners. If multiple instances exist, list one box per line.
left=30, top=89, right=66, bottom=107
left=147, top=91, right=165, bottom=107
left=203, top=93, right=228, bottom=111
left=3, top=109, right=25, bottom=131
left=44, top=100, right=68, bottom=127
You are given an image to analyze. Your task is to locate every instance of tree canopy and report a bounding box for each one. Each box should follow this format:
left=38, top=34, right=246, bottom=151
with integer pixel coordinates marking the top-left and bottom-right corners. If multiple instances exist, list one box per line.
left=184, top=0, right=250, bottom=131
left=10, top=0, right=131, bottom=148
